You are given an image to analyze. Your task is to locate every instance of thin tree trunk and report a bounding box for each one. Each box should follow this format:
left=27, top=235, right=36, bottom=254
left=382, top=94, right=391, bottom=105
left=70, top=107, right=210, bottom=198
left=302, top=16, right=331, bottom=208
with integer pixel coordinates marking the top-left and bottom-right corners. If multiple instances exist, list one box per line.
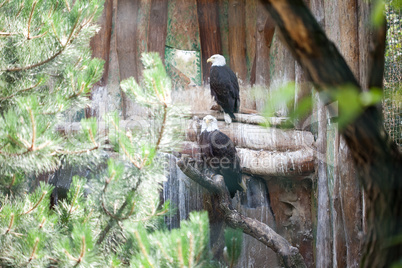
left=259, top=1, right=402, bottom=267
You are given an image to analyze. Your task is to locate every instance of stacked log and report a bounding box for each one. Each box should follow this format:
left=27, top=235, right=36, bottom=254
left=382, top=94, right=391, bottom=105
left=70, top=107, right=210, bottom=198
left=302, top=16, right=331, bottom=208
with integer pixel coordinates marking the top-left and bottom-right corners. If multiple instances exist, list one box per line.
left=183, top=114, right=315, bottom=178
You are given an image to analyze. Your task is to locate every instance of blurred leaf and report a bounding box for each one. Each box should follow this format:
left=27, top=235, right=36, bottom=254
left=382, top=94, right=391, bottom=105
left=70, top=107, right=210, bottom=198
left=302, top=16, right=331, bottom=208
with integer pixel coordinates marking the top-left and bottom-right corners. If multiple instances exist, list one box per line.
left=372, top=0, right=386, bottom=26
left=390, top=0, right=402, bottom=10
left=260, top=82, right=296, bottom=127
left=360, top=87, right=383, bottom=106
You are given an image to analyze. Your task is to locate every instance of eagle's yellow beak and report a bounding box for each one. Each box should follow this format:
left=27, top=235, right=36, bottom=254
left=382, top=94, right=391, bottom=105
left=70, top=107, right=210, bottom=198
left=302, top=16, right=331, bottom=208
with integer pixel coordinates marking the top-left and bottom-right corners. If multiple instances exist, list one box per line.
left=205, top=118, right=210, bottom=124
left=207, top=57, right=213, bottom=64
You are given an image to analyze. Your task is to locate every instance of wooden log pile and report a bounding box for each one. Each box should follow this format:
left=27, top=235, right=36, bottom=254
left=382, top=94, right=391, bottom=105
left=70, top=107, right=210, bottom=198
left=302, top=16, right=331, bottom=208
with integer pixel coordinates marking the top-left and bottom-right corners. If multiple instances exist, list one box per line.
left=57, top=112, right=316, bottom=178
left=183, top=112, right=315, bottom=178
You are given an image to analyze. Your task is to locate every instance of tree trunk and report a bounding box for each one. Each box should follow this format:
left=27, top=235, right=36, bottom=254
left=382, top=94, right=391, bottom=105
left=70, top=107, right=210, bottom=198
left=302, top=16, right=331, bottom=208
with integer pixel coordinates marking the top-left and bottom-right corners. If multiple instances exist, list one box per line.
left=90, top=0, right=113, bottom=85
left=196, top=0, right=222, bottom=84
left=259, top=1, right=402, bottom=267
left=87, top=0, right=113, bottom=118
left=254, top=0, right=275, bottom=86
left=148, top=0, right=168, bottom=62
left=228, top=0, right=248, bottom=82
left=116, top=0, right=140, bottom=118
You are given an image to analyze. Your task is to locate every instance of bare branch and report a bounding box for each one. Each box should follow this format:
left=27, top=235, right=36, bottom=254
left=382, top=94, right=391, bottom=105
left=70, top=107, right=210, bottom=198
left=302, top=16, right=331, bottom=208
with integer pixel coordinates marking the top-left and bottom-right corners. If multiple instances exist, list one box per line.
left=177, top=157, right=306, bottom=268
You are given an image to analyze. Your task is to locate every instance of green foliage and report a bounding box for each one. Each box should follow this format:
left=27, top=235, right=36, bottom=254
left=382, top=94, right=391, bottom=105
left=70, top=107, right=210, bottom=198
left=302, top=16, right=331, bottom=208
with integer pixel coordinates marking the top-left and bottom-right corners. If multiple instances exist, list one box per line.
left=259, top=82, right=312, bottom=128
left=0, top=0, right=106, bottom=177
left=389, top=0, right=402, bottom=10
left=260, top=82, right=383, bottom=130
left=0, top=1, right=212, bottom=265
left=223, top=228, right=243, bottom=268
left=372, top=0, right=386, bottom=26
left=125, top=211, right=215, bottom=268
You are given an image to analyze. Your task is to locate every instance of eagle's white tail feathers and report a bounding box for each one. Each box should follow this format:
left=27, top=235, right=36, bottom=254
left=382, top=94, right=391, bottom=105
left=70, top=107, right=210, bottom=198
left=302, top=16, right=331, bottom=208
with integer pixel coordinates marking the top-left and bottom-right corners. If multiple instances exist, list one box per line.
left=239, top=177, right=247, bottom=192
left=224, top=113, right=232, bottom=124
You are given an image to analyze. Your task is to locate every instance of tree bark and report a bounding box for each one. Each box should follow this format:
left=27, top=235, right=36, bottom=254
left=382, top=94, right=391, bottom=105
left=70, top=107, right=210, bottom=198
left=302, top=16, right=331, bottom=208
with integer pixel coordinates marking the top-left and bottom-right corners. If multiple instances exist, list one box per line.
left=254, top=0, right=275, bottom=86
left=116, top=0, right=140, bottom=118
left=315, top=96, right=334, bottom=268
left=90, top=0, right=113, bottom=85
left=147, top=0, right=168, bottom=62
left=196, top=0, right=222, bottom=84
left=228, top=0, right=248, bottom=82
left=86, top=0, right=113, bottom=118
left=259, top=1, right=402, bottom=267
left=176, top=158, right=307, bottom=268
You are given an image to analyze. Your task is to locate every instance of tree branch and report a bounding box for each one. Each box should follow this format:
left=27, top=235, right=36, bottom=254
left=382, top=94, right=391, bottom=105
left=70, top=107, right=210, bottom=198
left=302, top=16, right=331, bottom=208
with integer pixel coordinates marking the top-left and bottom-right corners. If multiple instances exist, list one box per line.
left=177, top=157, right=306, bottom=268
left=0, top=79, right=42, bottom=101
left=259, top=1, right=402, bottom=267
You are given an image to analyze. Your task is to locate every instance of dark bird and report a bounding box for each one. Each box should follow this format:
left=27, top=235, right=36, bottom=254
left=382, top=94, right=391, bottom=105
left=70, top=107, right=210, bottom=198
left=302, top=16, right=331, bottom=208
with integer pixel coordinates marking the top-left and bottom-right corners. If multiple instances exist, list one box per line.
left=207, top=54, right=240, bottom=124
left=199, top=115, right=244, bottom=198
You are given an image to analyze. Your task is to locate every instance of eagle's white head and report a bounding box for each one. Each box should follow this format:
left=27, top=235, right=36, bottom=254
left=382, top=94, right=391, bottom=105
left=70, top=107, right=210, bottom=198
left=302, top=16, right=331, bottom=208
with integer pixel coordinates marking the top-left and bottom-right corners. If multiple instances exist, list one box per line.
left=207, top=54, right=226, bottom=66
left=201, top=115, right=219, bottom=132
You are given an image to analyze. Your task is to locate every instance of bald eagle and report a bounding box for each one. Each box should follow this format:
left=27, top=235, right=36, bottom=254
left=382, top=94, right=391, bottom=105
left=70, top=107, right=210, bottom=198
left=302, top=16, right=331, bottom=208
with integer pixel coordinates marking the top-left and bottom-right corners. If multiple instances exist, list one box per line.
left=199, top=115, right=243, bottom=198
left=207, top=54, right=240, bottom=124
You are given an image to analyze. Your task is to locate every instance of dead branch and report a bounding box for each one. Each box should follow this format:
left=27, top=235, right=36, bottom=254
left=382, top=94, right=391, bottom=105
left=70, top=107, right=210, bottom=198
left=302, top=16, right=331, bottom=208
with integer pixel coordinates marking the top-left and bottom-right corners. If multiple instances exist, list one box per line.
left=176, top=157, right=306, bottom=268
left=259, top=1, right=402, bottom=267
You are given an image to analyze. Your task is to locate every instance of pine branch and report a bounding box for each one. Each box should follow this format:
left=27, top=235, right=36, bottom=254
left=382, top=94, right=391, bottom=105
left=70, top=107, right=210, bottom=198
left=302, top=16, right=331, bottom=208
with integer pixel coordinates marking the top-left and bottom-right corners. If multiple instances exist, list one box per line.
left=96, top=178, right=143, bottom=245
left=15, top=2, right=24, bottom=18
left=67, top=184, right=80, bottom=219
left=55, top=145, right=99, bottom=155
left=4, top=9, right=83, bottom=72
left=0, top=79, right=42, bottom=101
left=64, top=0, right=71, bottom=12
left=177, top=238, right=185, bottom=268
left=38, top=217, right=46, bottom=229
left=188, top=233, right=194, bottom=268
left=0, top=0, right=9, bottom=9
left=8, top=174, right=16, bottom=190
left=23, top=191, right=47, bottom=215
left=28, top=108, right=36, bottom=151
left=68, top=82, right=85, bottom=99
left=177, top=157, right=307, bottom=268
left=5, top=213, right=14, bottom=234
left=156, top=241, right=174, bottom=264
left=27, top=237, right=39, bottom=263
left=0, top=31, right=17, bottom=36
left=26, top=1, right=38, bottom=40
left=134, top=230, right=155, bottom=268
left=155, top=103, right=168, bottom=152
left=28, top=31, right=48, bottom=40
left=73, top=236, right=86, bottom=267
left=64, top=249, right=78, bottom=262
